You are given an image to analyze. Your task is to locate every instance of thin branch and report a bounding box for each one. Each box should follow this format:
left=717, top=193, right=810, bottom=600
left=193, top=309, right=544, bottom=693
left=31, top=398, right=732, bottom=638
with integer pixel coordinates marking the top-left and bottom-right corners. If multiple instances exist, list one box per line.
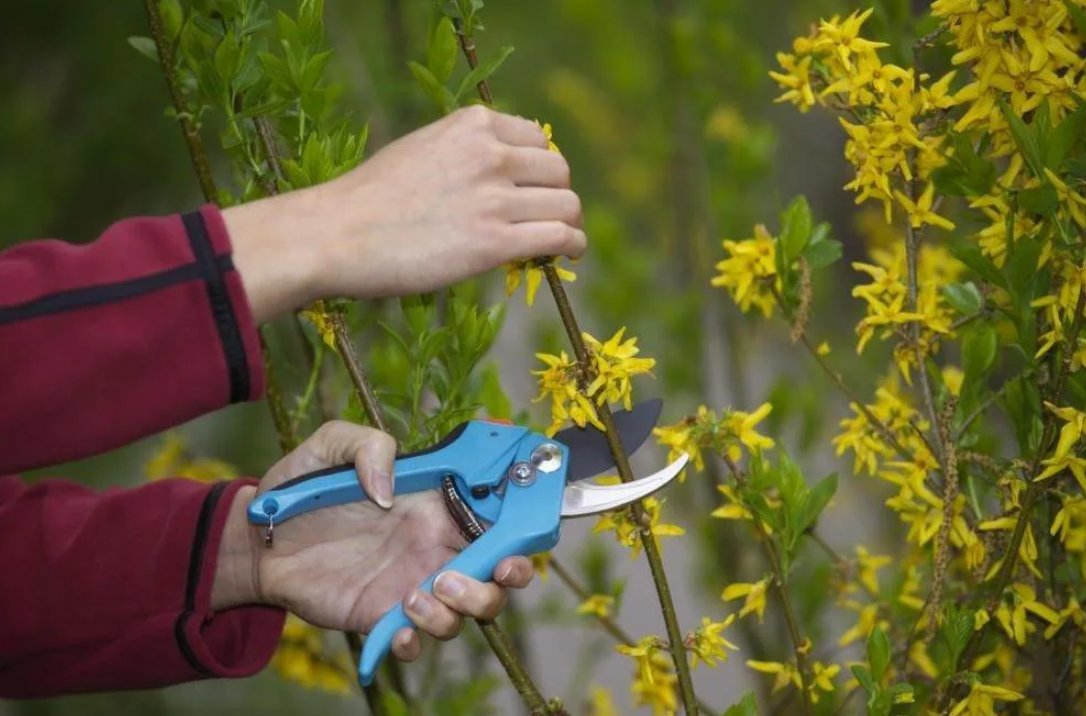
left=721, top=454, right=814, bottom=716
left=453, top=20, right=698, bottom=713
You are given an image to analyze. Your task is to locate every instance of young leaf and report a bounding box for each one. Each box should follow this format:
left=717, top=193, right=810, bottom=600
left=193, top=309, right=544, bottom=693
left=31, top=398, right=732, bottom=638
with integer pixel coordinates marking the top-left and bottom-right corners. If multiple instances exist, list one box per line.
left=999, top=100, right=1044, bottom=178
left=127, top=36, right=160, bottom=63
left=851, top=664, right=876, bottom=694
left=962, top=323, right=998, bottom=383
left=722, top=692, right=758, bottom=716
left=867, top=626, right=891, bottom=681
left=951, top=242, right=1005, bottom=288
left=1018, top=184, right=1058, bottom=217
left=159, top=0, right=184, bottom=41
left=780, top=195, right=812, bottom=261
left=427, top=16, right=459, bottom=84
left=1047, top=99, right=1086, bottom=169
left=455, top=45, right=515, bottom=101
left=409, top=60, right=456, bottom=114
left=942, top=281, right=983, bottom=315
left=804, top=236, right=842, bottom=269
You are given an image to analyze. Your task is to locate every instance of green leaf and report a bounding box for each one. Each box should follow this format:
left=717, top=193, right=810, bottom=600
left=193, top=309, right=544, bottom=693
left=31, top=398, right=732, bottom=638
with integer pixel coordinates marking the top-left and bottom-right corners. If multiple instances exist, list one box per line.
left=932, top=133, right=996, bottom=197
left=851, top=664, right=876, bottom=694
left=1002, top=375, right=1042, bottom=454
left=943, top=281, right=983, bottom=316
left=159, top=0, right=184, bottom=41
left=1066, top=0, right=1086, bottom=41
left=455, top=45, right=515, bottom=101
left=1003, top=237, right=1042, bottom=299
left=999, top=100, right=1044, bottom=178
left=867, top=626, right=891, bottom=680
left=127, top=36, right=159, bottom=63
left=940, top=607, right=976, bottom=666
left=1047, top=99, right=1086, bottom=169
left=797, top=472, right=837, bottom=537
left=213, top=32, right=241, bottom=82
left=409, top=60, right=456, bottom=114
left=1018, top=184, right=1059, bottom=217
left=951, top=242, right=1005, bottom=288
left=722, top=692, right=758, bottom=716
left=962, top=323, right=998, bottom=384
left=427, top=16, right=459, bottom=84
left=804, top=237, right=842, bottom=269
left=780, top=195, right=812, bottom=261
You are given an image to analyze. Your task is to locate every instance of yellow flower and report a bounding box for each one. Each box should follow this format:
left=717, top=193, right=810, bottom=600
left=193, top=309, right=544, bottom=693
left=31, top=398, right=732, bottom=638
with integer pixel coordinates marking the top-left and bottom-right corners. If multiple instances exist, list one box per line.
left=994, top=583, right=1060, bottom=646
left=721, top=578, right=771, bottom=622
left=809, top=661, right=840, bottom=703
left=854, top=545, right=892, bottom=594
left=894, top=183, right=956, bottom=231
left=616, top=636, right=677, bottom=716
left=531, top=552, right=551, bottom=581
left=817, top=341, right=831, bottom=356
left=587, top=686, right=618, bottom=716
left=722, top=402, right=775, bottom=459
left=540, top=121, right=561, bottom=153
left=948, top=681, right=1024, bottom=716
left=593, top=492, right=684, bottom=558
left=685, top=614, right=739, bottom=669
left=711, top=224, right=781, bottom=317
left=506, top=260, right=576, bottom=306
left=145, top=434, right=238, bottom=483
left=769, top=52, right=817, bottom=111
left=746, top=659, right=802, bottom=693
left=838, top=603, right=881, bottom=647
left=577, top=594, right=615, bottom=619
left=274, top=615, right=352, bottom=695
left=533, top=328, right=655, bottom=436
left=301, top=305, right=337, bottom=350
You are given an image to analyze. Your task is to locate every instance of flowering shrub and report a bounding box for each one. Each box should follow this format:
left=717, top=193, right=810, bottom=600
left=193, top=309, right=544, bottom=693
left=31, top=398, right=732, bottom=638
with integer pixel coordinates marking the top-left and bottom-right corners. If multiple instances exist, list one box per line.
left=134, top=0, right=1086, bottom=713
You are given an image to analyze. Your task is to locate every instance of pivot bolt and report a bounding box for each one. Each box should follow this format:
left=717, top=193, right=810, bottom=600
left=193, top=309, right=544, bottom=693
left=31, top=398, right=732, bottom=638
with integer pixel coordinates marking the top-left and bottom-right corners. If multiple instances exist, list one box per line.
left=530, top=443, right=563, bottom=474
left=508, top=461, right=536, bottom=486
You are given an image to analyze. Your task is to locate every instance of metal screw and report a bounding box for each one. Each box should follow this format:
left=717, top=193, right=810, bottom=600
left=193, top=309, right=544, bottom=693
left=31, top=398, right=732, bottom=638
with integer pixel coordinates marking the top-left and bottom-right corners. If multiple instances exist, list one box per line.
left=471, top=485, right=490, bottom=499
left=530, top=443, right=563, bottom=474
left=508, top=461, right=536, bottom=485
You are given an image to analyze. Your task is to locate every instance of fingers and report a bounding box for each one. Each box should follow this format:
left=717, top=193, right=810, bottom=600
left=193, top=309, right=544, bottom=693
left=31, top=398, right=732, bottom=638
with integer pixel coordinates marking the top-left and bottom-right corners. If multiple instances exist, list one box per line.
left=506, top=147, right=570, bottom=188
left=403, top=588, right=464, bottom=640
left=488, top=110, right=549, bottom=149
left=307, top=421, right=398, bottom=508
left=494, top=556, right=534, bottom=589
left=502, top=187, right=582, bottom=227
left=391, top=628, right=421, bottom=662
left=505, top=221, right=588, bottom=260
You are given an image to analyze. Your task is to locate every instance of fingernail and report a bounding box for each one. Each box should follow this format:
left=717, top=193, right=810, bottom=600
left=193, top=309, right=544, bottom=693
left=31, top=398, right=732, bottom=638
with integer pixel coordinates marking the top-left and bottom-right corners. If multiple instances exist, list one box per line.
left=372, top=470, right=393, bottom=509
left=406, top=590, right=432, bottom=618
left=434, top=572, right=466, bottom=599
left=498, top=563, right=516, bottom=583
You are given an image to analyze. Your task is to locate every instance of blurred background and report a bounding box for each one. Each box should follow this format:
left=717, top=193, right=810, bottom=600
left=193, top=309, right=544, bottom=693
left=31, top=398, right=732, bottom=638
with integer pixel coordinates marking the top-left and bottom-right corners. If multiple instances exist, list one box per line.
left=0, top=0, right=911, bottom=713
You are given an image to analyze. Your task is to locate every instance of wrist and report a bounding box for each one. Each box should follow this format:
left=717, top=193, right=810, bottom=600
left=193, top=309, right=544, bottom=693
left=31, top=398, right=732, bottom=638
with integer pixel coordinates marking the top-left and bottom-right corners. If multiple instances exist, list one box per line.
left=210, top=484, right=265, bottom=611
left=222, top=190, right=325, bottom=323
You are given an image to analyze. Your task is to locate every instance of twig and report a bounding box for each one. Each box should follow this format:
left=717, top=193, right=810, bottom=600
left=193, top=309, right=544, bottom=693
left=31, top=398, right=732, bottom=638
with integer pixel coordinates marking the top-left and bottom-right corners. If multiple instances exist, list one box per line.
left=937, top=287, right=1086, bottom=708
left=450, top=17, right=699, bottom=714
left=721, top=455, right=814, bottom=716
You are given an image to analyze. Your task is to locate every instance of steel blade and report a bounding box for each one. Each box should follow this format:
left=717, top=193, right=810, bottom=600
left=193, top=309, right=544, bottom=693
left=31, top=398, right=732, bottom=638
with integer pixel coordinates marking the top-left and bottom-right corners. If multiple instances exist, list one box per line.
left=553, top=399, right=662, bottom=483
left=560, top=453, right=688, bottom=517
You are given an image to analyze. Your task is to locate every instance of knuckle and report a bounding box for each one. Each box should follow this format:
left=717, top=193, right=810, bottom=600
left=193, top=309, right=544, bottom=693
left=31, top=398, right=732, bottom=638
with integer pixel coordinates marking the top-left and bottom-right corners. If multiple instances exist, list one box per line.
left=459, top=104, right=493, bottom=129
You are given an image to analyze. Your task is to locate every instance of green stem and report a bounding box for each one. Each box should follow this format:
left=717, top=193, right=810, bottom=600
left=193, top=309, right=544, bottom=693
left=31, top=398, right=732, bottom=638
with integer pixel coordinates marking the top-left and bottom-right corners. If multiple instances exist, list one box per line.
left=722, top=455, right=814, bottom=716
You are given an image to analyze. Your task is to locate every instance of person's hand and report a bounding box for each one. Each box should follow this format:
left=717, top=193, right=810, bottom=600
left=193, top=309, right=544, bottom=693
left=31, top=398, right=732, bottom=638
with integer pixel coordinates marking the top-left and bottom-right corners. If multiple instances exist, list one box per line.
left=225, top=106, right=586, bottom=323
left=212, top=421, right=535, bottom=661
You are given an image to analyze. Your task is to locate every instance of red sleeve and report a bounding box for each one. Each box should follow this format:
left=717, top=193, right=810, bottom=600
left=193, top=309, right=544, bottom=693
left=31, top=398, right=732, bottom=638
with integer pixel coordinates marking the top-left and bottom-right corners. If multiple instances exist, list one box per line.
left=0, top=205, right=265, bottom=474
left=0, top=476, right=286, bottom=697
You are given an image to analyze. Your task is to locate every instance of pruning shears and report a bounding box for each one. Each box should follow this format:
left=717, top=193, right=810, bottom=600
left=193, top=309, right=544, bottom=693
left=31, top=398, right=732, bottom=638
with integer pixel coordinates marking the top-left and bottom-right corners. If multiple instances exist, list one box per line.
left=247, top=399, right=687, bottom=686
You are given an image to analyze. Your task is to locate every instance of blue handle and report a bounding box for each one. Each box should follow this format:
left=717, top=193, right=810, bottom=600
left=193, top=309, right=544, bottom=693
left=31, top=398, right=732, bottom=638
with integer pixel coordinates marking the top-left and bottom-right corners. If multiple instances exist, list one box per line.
left=358, top=447, right=566, bottom=686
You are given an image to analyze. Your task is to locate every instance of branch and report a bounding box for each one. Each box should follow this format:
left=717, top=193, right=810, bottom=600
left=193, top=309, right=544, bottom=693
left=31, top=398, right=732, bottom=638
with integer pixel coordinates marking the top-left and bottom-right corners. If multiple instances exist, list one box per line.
left=453, top=20, right=698, bottom=713
left=721, top=454, right=814, bottom=716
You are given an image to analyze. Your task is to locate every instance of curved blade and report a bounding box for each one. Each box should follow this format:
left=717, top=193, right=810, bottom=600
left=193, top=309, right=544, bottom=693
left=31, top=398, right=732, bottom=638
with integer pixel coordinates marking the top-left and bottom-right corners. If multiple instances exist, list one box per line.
left=553, top=399, right=662, bottom=483
left=560, top=453, right=688, bottom=517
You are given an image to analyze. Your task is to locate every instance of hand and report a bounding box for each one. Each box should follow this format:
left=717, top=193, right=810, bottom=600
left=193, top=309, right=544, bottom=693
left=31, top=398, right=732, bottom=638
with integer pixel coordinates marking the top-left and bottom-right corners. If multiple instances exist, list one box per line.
left=212, top=421, right=535, bottom=662
left=225, top=106, right=586, bottom=323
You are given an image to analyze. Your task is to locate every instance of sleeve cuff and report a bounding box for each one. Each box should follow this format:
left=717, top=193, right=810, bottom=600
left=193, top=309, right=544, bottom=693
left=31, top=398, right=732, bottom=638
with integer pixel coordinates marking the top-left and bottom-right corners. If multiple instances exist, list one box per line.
left=178, top=478, right=285, bottom=679
left=181, top=205, right=266, bottom=404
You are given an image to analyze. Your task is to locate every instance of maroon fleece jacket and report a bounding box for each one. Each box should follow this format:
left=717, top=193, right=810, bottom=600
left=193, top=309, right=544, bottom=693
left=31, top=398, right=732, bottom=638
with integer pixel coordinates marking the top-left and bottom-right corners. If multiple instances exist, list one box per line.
left=0, top=205, right=286, bottom=697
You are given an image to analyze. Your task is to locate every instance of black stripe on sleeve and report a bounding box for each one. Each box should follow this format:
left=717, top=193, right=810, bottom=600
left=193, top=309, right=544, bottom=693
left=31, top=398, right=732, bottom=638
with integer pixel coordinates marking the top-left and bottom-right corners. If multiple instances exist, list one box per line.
left=173, top=481, right=229, bottom=676
left=0, top=256, right=232, bottom=326
left=181, top=211, right=250, bottom=403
